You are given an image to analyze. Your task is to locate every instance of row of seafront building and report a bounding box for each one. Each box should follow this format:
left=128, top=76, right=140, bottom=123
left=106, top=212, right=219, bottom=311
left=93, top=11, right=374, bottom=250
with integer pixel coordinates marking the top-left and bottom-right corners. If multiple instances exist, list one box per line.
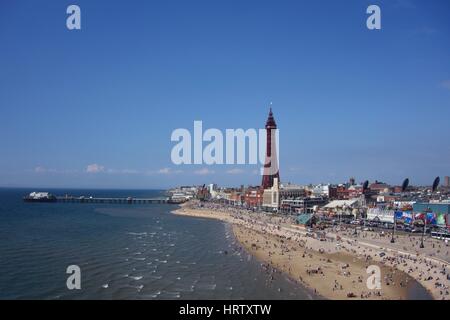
left=169, top=178, right=450, bottom=232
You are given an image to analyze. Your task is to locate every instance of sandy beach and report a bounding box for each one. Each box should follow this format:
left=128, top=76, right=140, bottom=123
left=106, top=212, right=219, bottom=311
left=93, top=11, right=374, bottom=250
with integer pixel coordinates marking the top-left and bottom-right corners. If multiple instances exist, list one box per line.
left=173, top=201, right=450, bottom=300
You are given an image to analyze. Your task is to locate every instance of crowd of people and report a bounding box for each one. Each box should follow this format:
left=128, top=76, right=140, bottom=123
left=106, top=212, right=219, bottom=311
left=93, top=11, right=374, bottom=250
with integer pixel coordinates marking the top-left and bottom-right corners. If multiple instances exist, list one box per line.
left=180, top=201, right=450, bottom=299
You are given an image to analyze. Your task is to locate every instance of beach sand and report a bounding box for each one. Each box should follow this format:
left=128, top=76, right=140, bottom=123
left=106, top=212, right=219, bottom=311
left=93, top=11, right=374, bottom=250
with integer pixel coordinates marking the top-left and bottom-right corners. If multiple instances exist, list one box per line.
left=233, top=224, right=411, bottom=300
left=172, top=203, right=440, bottom=300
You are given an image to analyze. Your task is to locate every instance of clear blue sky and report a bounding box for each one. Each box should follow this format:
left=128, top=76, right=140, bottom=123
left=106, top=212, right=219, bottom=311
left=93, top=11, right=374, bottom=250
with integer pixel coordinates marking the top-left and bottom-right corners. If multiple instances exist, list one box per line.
left=0, top=0, right=449, bottom=189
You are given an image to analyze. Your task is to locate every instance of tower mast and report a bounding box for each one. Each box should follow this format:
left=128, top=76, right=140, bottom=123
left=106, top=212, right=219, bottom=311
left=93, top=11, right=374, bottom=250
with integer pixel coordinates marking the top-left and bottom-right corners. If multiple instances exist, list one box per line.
left=261, top=106, right=280, bottom=189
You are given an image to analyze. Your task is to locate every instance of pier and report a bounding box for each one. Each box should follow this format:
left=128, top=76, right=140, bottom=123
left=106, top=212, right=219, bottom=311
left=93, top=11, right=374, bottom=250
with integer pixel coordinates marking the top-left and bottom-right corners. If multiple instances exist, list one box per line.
left=56, top=196, right=171, bottom=204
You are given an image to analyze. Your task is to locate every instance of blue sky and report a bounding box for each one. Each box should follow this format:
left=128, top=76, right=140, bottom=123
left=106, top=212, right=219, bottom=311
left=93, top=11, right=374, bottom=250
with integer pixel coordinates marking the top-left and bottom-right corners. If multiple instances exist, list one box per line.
left=0, top=0, right=449, bottom=189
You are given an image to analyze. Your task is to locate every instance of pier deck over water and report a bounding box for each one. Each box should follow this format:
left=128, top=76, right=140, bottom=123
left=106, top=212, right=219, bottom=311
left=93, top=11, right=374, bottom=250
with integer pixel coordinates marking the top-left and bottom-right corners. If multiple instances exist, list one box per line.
left=56, top=196, right=170, bottom=204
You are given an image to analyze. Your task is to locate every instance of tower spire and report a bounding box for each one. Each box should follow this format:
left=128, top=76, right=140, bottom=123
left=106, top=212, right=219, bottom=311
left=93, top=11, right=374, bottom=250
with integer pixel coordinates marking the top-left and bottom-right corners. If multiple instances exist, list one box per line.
left=265, top=103, right=277, bottom=129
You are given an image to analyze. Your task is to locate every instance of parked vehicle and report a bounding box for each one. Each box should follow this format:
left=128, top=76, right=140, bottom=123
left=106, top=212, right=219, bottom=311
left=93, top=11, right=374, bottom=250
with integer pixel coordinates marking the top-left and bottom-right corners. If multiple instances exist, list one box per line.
left=431, top=231, right=450, bottom=240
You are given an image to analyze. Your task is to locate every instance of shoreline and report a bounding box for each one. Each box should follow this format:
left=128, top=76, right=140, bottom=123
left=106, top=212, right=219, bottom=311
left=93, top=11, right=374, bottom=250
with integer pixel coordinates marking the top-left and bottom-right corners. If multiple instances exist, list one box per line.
left=223, top=221, right=321, bottom=300
left=172, top=202, right=448, bottom=300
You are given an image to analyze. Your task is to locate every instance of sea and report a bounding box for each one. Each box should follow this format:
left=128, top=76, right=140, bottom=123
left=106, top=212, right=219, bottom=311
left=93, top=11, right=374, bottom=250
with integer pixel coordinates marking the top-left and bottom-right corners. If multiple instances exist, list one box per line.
left=0, top=188, right=317, bottom=300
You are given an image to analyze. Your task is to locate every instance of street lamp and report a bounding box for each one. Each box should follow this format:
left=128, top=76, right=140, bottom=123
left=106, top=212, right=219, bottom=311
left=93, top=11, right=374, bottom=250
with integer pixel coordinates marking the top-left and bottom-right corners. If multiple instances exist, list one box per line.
left=391, top=178, right=410, bottom=244
left=420, top=209, right=428, bottom=249
left=391, top=210, right=396, bottom=243
left=420, top=177, right=440, bottom=249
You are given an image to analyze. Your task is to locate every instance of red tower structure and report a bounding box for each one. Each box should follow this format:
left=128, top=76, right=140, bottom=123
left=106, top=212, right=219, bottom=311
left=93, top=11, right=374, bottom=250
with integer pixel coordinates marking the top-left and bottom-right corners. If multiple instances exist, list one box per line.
left=261, top=107, right=280, bottom=189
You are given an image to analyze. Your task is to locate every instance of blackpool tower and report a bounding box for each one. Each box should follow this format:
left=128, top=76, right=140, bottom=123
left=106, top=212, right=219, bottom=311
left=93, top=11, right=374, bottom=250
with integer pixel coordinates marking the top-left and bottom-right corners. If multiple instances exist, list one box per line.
left=261, top=107, right=280, bottom=189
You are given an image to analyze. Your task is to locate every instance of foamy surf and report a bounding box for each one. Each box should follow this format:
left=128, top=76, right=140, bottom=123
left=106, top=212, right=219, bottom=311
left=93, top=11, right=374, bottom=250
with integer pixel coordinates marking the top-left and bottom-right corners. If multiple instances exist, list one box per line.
left=127, top=232, right=147, bottom=236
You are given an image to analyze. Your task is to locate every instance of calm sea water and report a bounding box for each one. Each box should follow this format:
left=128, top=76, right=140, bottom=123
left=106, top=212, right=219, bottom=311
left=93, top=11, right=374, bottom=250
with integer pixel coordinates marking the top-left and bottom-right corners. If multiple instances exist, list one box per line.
left=0, top=188, right=315, bottom=300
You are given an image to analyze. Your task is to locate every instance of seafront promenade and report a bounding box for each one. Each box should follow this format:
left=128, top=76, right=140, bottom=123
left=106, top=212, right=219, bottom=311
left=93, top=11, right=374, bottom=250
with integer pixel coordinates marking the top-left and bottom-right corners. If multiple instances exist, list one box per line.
left=173, top=201, right=450, bottom=300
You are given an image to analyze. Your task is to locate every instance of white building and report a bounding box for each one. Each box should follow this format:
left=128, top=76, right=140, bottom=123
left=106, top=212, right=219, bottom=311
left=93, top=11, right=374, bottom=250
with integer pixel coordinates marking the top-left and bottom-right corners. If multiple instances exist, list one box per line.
left=208, top=184, right=219, bottom=198
left=208, top=183, right=218, bottom=193
left=322, top=199, right=362, bottom=217
left=311, top=184, right=331, bottom=197
left=263, top=178, right=280, bottom=211
left=323, top=199, right=360, bottom=210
